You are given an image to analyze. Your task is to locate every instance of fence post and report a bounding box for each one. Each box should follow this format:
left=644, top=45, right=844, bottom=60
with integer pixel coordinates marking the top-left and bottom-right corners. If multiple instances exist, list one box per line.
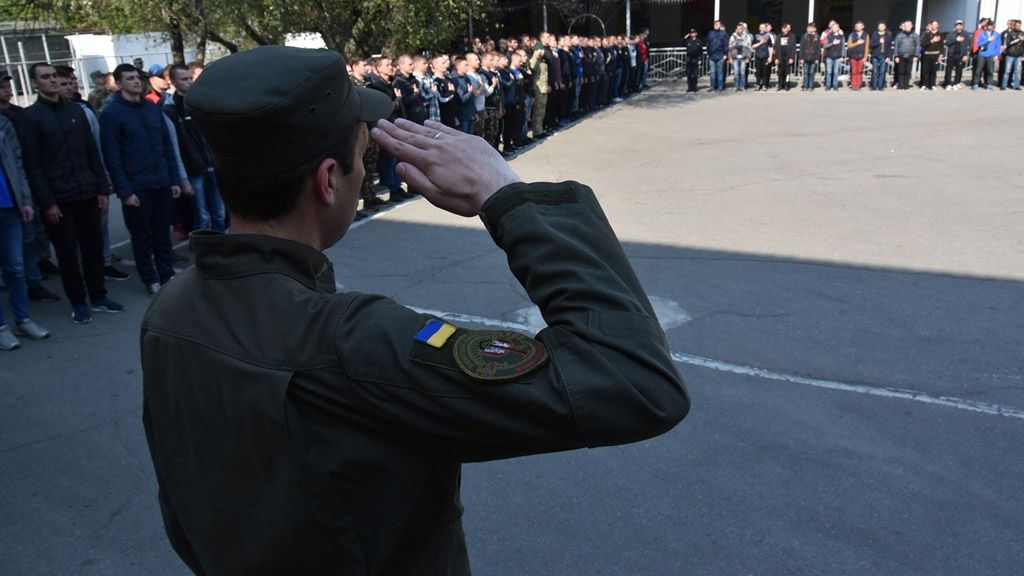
left=17, top=41, right=31, bottom=107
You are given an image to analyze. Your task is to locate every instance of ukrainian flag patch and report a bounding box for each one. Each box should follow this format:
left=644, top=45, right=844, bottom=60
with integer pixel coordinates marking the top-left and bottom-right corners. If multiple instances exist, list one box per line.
left=414, top=320, right=457, bottom=348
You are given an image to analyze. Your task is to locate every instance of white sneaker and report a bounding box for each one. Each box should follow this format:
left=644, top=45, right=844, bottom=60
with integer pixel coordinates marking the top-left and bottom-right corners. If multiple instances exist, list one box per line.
left=147, top=283, right=161, bottom=295
left=0, top=325, right=21, bottom=351
left=920, top=86, right=927, bottom=91
left=945, top=86, right=952, bottom=91
left=14, top=319, right=50, bottom=340
left=953, top=84, right=961, bottom=91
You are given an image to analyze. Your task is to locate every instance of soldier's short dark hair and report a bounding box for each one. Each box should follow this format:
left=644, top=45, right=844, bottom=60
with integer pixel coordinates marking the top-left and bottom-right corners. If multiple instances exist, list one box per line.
left=54, top=65, right=75, bottom=78
left=217, top=129, right=359, bottom=222
left=29, top=62, right=54, bottom=79
left=113, top=63, right=138, bottom=82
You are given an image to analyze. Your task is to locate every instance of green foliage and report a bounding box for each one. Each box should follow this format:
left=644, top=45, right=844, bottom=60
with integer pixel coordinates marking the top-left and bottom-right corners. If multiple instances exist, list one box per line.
left=3, top=0, right=493, bottom=59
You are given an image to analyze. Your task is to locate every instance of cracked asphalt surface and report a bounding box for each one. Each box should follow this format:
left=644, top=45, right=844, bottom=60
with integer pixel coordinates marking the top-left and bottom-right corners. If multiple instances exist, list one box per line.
left=2, top=83, right=1022, bottom=575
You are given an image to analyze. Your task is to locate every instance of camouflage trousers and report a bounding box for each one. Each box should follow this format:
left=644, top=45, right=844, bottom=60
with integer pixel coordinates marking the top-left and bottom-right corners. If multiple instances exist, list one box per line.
left=361, top=140, right=379, bottom=200
left=478, top=108, right=501, bottom=150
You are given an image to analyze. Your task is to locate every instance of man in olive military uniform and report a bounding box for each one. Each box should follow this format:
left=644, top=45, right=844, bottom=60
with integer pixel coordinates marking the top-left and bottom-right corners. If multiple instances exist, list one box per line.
left=142, top=45, right=689, bottom=576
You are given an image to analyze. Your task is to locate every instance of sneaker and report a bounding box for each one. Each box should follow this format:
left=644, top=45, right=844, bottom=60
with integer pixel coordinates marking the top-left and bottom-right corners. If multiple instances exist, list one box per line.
left=972, top=85, right=978, bottom=90
left=147, top=283, right=161, bottom=295
left=104, top=265, right=131, bottom=281
left=987, top=86, right=994, bottom=91
left=354, top=210, right=368, bottom=221
left=954, top=85, right=961, bottom=91
left=14, top=319, right=50, bottom=340
left=28, top=284, right=61, bottom=303
left=71, top=304, right=92, bottom=324
left=0, top=325, right=21, bottom=350
left=90, top=298, right=125, bottom=313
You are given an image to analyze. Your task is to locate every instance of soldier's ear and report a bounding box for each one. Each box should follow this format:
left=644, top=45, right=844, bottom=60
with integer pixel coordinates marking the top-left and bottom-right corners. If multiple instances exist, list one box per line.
left=313, top=157, right=339, bottom=208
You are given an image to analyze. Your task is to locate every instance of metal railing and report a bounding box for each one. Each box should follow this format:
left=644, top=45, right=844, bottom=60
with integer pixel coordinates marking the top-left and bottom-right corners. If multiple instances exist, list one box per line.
left=649, top=45, right=974, bottom=84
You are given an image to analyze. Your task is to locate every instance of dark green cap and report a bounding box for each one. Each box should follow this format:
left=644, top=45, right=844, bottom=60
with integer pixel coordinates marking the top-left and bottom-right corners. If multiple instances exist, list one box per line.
left=185, top=45, right=393, bottom=179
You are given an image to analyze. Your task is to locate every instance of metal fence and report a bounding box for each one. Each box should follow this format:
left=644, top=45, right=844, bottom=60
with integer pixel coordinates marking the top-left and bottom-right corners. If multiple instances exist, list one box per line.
left=1, top=32, right=178, bottom=107
left=648, top=46, right=973, bottom=85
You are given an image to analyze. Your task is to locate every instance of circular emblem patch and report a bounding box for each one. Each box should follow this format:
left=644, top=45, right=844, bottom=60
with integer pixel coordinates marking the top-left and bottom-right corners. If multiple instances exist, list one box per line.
left=452, top=331, right=549, bottom=381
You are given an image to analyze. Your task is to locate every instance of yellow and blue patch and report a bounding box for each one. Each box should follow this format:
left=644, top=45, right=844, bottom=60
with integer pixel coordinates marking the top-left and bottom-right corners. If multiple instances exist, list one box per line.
left=414, top=320, right=457, bottom=349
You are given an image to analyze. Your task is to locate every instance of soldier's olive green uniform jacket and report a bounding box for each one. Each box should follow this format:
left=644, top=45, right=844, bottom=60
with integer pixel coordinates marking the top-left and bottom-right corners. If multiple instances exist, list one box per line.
left=141, top=181, right=690, bottom=576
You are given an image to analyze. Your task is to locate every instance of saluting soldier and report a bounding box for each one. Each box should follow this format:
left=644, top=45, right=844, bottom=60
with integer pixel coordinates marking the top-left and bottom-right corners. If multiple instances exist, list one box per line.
left=683, top=28, right=704, bottom=93
left=141, top=46, right=690, bottom=576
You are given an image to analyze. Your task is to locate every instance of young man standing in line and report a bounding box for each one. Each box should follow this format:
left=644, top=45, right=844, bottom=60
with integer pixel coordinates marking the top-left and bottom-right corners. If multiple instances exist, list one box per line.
left=847, top=21, right=869, bottom=90
left=920, top=20, right=944, bottom=90
left=973, top=21, right=1002, bottom=90
left=944, top=20, right=971, bottom=89
left=800, top=23, right=821, bottom=91
left=893, top=21, right=921, bottom=90
left=775, top=24, right=797, bottom=91
left=19, top=63, right=123, bottom=322
left=100, top=64, right=182, bottom=295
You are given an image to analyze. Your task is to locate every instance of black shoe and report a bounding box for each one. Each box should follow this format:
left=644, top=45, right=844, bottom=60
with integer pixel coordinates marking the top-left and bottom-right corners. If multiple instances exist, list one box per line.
left=365, top=196, right=388, bottom=209
left=38, top=259, right=60, bottom=276
left=354, top=211, right=368, bottom=221
left=28, top=284, right=61, bottom=303
left=111, top=254, right=123, bottom=263
left=104, top=265, right=131, bottom=281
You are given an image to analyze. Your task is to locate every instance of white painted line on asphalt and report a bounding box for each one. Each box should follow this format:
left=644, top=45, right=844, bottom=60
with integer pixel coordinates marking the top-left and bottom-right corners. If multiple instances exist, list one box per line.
left=407, top=306, right=1024, bottom=421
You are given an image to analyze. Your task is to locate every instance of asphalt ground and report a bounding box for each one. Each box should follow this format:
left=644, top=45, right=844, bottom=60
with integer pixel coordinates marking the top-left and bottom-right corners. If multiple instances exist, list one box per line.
left=1, top=82, right=1022, bottom=575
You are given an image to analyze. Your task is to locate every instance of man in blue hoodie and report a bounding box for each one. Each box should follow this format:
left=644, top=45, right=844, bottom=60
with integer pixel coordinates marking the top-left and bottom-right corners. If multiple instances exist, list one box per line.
left=100, top=64, right=182, bottom=295
left=707, top=21, right=730, bottom=91
left=973, top=20, right=1003, bottom=90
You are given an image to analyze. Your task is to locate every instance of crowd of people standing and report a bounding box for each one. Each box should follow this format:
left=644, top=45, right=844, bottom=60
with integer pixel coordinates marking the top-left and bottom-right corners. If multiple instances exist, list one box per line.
left=684, top=16, right=1021, bottom=92
left=0, top=30, right=655, bottom=350
left=345, top=31, right=652, bottom=215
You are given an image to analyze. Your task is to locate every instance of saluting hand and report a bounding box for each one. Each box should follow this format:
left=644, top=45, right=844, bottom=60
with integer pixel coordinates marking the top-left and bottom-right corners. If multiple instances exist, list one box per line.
left=371, top=118, right=522, bottom=217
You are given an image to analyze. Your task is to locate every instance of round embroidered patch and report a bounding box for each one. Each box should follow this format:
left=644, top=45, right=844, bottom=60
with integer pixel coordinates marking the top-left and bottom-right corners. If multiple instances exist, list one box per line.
left=452, top=331, right=549, bottom=381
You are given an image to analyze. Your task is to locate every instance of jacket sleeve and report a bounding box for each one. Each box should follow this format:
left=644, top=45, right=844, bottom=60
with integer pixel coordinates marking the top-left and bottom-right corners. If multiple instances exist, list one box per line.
left=161, top=114, right=185, bottom=186
left=300, top=181, right=690, bottom=463
left=0, top=117, right=33, bottom=208
left=100, top=110, right=134, bottom=199
left=18, top=112, right=56, bottom=210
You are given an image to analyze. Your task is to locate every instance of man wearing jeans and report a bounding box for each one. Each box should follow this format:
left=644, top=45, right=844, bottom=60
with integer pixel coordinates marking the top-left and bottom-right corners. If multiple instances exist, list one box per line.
left=823, top=21, right=845, bottom=90
left=800, top=23, right=821, bottom=90
left=0, top=114, right=49, bottom=349
left=729, top=22, right=753, bottom=91
left=707, top=21, right=729, bottom=91
left=19, top=63, right=123, bottom=323
left=869, top=23, right=894, bottom=91
left=101, top=64, right=182, bottom=295
left=164, top=64, right=225, bottom=231
left=1001, top=20, right=1023, bottom=90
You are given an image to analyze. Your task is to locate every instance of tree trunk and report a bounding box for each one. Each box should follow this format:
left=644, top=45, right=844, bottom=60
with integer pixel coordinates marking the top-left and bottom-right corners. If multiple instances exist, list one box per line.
left=207, top=30, right=240, bottom=53
left=195, top=31, right=207, bottom=64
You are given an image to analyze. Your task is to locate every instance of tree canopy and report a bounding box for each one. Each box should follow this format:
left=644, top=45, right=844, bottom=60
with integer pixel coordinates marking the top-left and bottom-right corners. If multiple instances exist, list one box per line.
left=1, top=0, right=492, bottom=63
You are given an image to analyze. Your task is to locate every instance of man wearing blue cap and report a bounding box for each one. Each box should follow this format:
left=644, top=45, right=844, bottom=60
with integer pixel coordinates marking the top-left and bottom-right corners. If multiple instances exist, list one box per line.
left=142, top=45, right=689, bottom=576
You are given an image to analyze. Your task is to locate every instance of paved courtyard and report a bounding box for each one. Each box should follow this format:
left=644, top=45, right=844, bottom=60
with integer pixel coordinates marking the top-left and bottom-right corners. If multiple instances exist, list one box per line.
left=2, top=83, right=1022, bottom=575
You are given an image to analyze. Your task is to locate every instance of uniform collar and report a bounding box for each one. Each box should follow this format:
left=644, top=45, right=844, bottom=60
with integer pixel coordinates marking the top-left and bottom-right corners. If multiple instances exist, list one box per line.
left=190, top=230, right=337, bottom=294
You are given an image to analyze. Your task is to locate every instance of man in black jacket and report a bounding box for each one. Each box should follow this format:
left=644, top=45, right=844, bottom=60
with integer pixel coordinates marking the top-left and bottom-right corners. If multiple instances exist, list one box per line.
left=920, top=20, right=944, bottom=90
left=869, top=22, right=894, bottom=90
left=19, top=63, right=123, bottom=323
left=393, top=55, right=426, bottom=125
left=683, top=29, right=703, bottom=92
left=944, top=20, right=971, bottom=89
left=164, top=64, right=225, bottom=231
left=775, top=24, right=797, bottom=90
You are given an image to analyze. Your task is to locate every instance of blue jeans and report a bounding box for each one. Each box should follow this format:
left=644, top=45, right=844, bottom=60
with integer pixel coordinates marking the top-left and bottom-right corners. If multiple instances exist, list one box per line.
left=189, top=171, right=226, bottom=231
left=1002, top=55, right=1022, bottom=89
left=521, top=95, right=533, bottom=142
left=20, top=216, right=42, bottom=286
left=870, top=57, right=888, bottom=89
left=123, top=187, right=175, bottom=286
left=733, top=59, right=747, bottom=88
left=0, top=208, right=30, bottom=325
left=709, top=58, right=725, bottom=89
left=824, top=57, right=840, bottom=88
left=376, top=152, right=402, bottom=193
left=803, top=63, right=816, bottom=88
